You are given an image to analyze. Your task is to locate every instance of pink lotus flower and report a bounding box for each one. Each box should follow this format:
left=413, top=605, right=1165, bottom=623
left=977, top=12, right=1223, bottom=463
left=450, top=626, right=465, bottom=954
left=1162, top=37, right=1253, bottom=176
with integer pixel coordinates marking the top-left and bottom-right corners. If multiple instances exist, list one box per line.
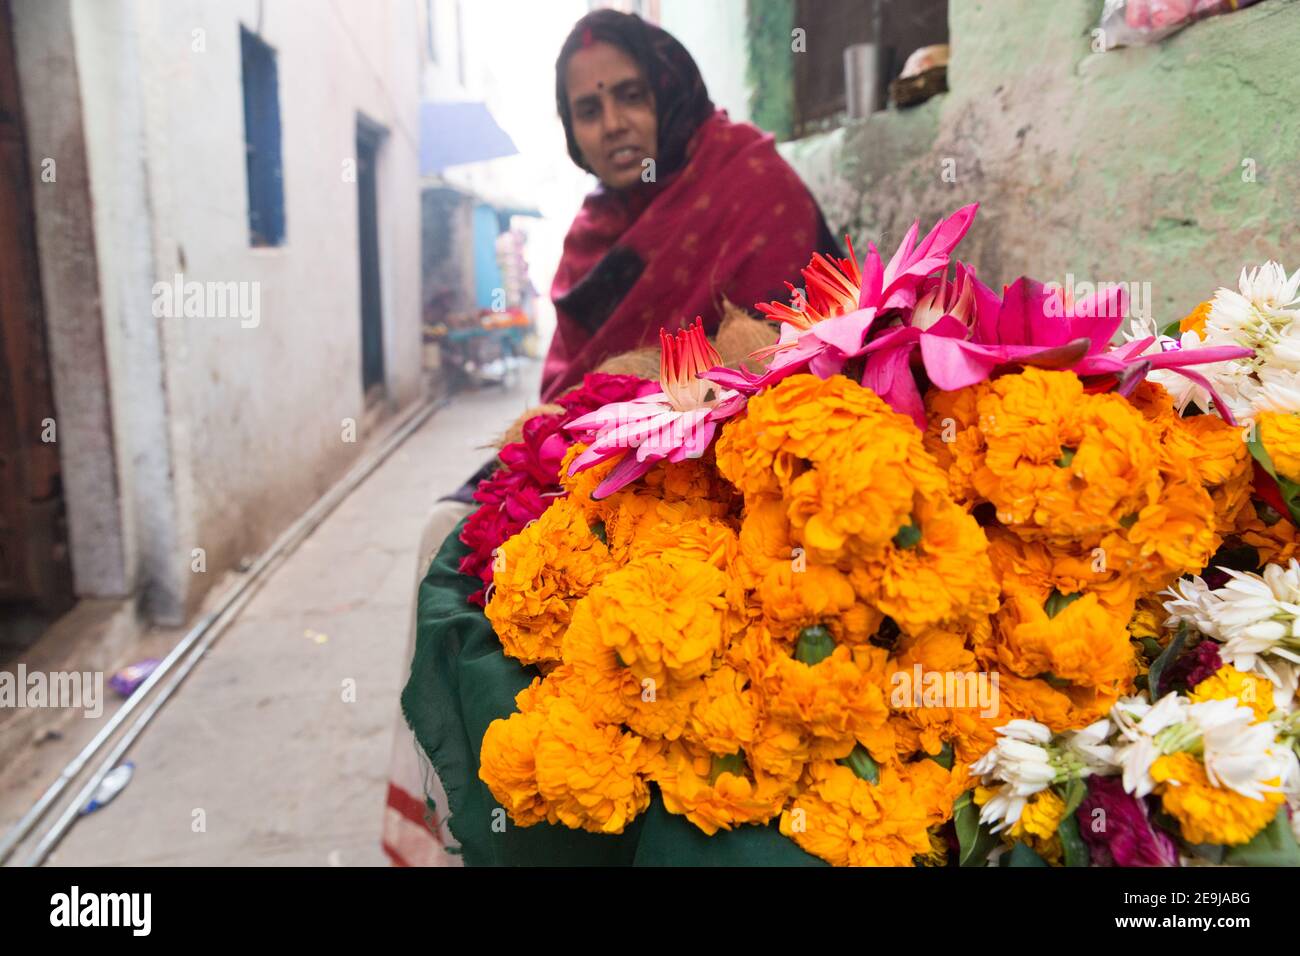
left=860, top=270, right=1255, bottom=429
left=917, top=276, right=1254, bottom=423
left=704, top=204, right=979, bottom=394
left=858, top=263, right=1001, bottom=427
left=565, top=318, right=746, bottom=498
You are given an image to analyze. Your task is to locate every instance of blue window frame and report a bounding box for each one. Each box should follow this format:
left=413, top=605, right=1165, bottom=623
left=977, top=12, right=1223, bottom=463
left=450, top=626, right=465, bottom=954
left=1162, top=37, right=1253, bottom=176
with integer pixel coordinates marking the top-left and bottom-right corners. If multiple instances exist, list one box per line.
left=240, top=26, right=285, bottom=247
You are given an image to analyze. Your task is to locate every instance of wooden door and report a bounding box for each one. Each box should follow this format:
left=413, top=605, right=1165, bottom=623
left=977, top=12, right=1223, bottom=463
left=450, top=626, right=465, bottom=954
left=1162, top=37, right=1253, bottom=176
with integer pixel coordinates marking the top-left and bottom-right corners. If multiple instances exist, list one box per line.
left=0, top=0, right=72, bottom=610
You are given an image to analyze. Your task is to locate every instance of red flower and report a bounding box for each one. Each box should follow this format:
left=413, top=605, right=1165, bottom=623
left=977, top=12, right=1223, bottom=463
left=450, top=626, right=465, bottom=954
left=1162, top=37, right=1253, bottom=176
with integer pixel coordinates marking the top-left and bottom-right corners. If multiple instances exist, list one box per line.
left=457, top=373, right=653, bottom=605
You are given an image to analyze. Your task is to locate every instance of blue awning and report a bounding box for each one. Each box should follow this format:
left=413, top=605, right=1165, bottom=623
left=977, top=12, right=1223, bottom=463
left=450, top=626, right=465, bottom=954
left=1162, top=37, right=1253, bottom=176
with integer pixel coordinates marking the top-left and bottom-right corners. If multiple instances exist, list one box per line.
left=420, top=101, right=518, bottom=173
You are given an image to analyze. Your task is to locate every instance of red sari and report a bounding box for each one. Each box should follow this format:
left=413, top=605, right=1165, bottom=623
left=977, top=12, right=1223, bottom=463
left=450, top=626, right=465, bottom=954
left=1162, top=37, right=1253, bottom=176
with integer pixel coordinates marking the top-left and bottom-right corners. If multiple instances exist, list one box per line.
left=542, top=110, right=837, bottom=402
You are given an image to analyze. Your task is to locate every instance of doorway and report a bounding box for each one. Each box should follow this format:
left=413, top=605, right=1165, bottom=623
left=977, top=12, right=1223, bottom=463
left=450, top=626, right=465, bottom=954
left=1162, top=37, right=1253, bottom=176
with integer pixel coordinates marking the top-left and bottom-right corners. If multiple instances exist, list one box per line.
left=356, top=117, right=386, bottom=401
left=0, top=0, right=73, bottom=659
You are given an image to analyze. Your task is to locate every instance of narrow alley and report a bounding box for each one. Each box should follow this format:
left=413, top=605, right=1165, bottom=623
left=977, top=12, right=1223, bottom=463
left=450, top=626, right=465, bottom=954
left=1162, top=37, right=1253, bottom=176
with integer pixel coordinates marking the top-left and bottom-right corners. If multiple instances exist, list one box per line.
left=0, top=365, right=541, bottom=865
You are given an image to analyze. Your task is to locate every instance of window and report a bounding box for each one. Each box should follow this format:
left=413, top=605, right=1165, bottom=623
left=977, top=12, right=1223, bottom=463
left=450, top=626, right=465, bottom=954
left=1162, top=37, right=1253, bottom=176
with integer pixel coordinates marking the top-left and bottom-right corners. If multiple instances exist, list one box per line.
left=240, top=26, right=285, bottom=247
left=792, top=0, right=948, bottom=137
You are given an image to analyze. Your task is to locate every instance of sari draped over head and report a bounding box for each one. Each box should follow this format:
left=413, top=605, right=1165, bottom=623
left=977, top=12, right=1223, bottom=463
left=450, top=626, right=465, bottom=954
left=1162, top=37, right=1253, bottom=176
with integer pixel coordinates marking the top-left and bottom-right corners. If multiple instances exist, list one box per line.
left=542, top=109, right=839, bottom=402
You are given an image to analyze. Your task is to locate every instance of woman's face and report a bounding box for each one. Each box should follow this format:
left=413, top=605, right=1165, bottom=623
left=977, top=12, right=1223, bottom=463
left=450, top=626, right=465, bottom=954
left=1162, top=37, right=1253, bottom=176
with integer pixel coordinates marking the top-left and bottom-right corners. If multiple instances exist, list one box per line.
left=565, top=41, right=658, bottom=191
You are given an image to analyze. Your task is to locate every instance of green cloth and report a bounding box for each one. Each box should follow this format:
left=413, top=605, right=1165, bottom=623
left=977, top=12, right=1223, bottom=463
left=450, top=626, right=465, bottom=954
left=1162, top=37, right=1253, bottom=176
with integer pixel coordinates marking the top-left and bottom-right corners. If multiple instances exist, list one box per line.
left=400, top=517, right=827, bottom=866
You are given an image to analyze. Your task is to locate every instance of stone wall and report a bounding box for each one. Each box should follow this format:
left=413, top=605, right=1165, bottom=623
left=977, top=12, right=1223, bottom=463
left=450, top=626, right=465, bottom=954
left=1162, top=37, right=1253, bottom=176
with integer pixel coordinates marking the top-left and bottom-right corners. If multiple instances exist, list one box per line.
left=781, top=0, right=1300, bottom=322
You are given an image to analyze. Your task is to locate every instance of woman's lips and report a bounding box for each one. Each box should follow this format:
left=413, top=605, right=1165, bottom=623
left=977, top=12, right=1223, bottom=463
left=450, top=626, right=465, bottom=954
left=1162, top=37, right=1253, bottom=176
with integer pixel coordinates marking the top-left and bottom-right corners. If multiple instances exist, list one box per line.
left=607, top=146, right=641, bottom=169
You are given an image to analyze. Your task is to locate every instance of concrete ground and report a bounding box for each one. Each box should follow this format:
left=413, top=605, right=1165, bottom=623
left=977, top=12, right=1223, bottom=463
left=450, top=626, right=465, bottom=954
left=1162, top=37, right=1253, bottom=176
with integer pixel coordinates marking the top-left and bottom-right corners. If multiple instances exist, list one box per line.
left=0, top=360, right=544, bottom=866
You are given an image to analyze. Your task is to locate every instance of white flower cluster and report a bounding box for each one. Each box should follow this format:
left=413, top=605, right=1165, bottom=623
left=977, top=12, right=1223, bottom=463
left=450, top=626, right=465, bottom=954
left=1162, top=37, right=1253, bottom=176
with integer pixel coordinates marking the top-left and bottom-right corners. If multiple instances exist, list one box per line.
left=971, top=692, right=1300, bottom=836
left=1132, top=261, right=1300, bottom=423
left=1108, top=694, right=1293, bottom=802
left=1162, top=560, right=1300, bottom=698
left=969, top=719, right=1111, bottom=831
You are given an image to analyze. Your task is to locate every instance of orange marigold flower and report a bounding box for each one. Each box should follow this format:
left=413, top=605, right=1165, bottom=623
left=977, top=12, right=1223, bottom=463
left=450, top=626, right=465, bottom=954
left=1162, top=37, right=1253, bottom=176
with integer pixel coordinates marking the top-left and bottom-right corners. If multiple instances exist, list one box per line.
left=757, top=561, right=879, bottom=640
left=996, top=585, right=1137, bottom=690
left=1259, top=411, right=1300, bottom=486
left=585, top=554, right=731, bottom=689
left=973, top=368, right=1163, bottom=543
left=1128, top=382, right=1252, bottom=532
left=748, top=715, right=810, bottom=782
left=889, top=627, right=1000, bottom=765
left=850, top=492, right=998, bottom=635
left=485, top=496, right=612, bottom=665
left=736, top=496, right=793, bottom=575
left=1180, top=300, right=1212, bottom=336
left=922, top=383, right=988, bottom=507
left=561, top=594, right=699, bottom=739
left=780, top=758, right=956, bottom=866
left=627, top=515, right=740, bottom=571
left=992, top=673, right=1079, bottom=734
left=746, top=628, right=891, bottom=754
left=1235, top=501, right=1300, bottom=566
left=717, top=374, right=941, bottom=562
left=478, top=704, right=551, bottom=827
left=1151, top=751, right=1283, bottom=846
left=652, top=739, right=797, bottom=835
left=1123, top=478, right=1221, bottom=585
left=479, top=693, right=658, bottom=833
left=685, top=665, right=759, bottom=755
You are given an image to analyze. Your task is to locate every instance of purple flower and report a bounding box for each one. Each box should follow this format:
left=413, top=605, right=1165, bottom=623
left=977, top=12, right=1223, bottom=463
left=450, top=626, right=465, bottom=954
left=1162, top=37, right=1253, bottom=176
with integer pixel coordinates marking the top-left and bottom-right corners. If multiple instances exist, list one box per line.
left=1078, top=775, right=1180, bottom=867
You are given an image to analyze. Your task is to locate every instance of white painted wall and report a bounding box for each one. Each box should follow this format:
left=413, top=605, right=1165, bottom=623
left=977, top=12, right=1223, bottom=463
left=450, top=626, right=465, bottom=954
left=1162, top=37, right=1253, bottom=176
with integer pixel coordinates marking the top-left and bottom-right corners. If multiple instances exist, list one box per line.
left=53, top=0, right=424, bottom=620
left=658, top=0, right=752, bottom=123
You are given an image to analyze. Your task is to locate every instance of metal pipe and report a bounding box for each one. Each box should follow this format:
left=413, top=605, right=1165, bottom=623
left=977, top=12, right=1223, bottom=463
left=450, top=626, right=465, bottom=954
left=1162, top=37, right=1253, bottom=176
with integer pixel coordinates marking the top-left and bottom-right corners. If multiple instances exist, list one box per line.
left=1, top=396, right=443, bottom=865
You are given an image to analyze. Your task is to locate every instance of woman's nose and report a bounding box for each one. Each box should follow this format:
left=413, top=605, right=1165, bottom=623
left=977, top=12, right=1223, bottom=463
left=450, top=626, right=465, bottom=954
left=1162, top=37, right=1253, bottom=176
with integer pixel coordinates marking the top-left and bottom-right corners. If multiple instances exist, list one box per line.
left=601, top=98, right=629, bottom=138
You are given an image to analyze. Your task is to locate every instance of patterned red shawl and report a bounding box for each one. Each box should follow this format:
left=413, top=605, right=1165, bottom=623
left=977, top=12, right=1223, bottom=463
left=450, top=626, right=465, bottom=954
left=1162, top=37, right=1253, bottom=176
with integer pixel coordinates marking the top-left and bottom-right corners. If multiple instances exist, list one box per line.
left=542, top=110, right=837, bottom=402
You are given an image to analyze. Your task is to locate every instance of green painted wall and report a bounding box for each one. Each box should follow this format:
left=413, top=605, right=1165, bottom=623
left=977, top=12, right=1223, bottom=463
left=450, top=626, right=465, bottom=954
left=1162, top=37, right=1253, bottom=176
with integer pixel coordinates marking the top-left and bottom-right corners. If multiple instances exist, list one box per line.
left=780, top=0, right=1300, bottom=321
left=746, top=0, right=794, bottom=140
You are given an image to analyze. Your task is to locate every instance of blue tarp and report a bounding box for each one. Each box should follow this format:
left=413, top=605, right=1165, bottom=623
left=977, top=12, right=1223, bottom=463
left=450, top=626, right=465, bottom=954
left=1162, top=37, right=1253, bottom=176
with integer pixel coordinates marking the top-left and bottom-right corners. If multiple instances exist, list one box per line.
left=420, top=101, right=518, bottom=173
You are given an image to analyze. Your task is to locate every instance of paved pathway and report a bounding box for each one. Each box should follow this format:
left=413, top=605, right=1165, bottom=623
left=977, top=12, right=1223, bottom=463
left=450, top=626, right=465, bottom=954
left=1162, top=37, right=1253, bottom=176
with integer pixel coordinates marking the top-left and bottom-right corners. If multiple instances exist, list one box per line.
left=22, top=364, right=541, bottom=865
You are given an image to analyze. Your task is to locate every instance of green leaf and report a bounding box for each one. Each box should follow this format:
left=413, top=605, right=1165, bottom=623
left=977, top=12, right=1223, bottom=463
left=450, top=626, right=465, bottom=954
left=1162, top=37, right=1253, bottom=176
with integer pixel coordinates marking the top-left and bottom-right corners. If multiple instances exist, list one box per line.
left=1247, top=428, right=1300, bottom=526
left=708, top=752, right=746, bottom=785
left=1057, top=813, right=1090, bottom=868
left=839, top=745, right=880, bottom=784
left=1056, top=446, right=1077, bottom=468
left=1059, top=777, right=1088, bottom=819
left=892, top=517, right=922, bottom=549
left=1158, top=318, right=1183, bottom=338
left=954, top=791, right=999, bottom=867
left=1224, top=808, right=1300, bottom=867
left=590, top=520, right=607, bottom=544
left=1139, top=637, right=1163, bottom=659
left=1147, top=622, right=1187, bottom=700
left=794, top=625, right=835, bottom=665
left=1005, top=843, right=1050, bottom=867
left=1037, top=671, right=1073, bottom=689
left=1043, top=589, right=1082, bottom=619
left=1184, top=841, right=1227, bottom=865
left=928, top=742, right=955, bottom=770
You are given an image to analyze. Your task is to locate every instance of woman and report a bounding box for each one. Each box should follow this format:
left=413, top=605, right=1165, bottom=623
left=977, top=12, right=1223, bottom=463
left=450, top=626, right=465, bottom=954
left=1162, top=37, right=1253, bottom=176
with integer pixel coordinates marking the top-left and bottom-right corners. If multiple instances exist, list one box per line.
left=542, top=9, right=840, bottom=402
